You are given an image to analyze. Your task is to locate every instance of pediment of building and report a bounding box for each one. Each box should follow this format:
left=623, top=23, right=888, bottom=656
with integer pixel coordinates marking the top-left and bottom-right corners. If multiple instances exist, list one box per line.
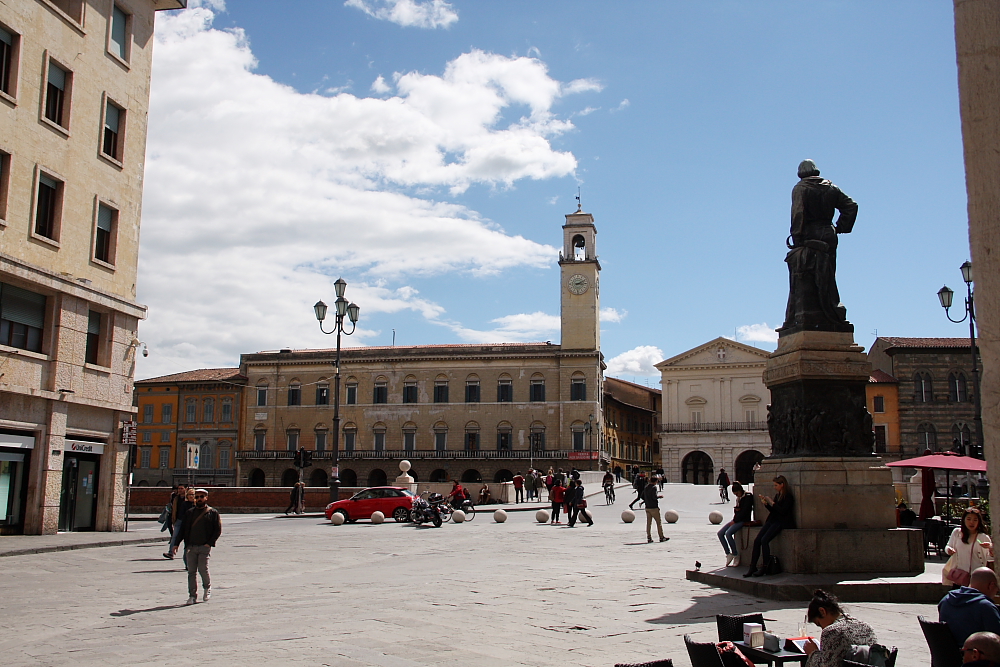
left=655, top=337, right=771, bottom=370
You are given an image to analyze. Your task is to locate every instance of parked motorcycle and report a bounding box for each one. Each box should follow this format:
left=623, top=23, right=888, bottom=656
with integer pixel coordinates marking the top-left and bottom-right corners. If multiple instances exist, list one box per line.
left=410, top=493, right=446, bottom=527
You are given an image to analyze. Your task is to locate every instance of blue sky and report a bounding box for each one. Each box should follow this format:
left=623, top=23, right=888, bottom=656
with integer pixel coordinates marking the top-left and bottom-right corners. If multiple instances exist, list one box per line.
left=135, top=0, right=970, bottom=381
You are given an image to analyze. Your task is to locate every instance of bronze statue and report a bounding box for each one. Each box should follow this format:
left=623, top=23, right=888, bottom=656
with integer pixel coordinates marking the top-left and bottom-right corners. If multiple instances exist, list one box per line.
left=779, top=160, right=858, bottom=335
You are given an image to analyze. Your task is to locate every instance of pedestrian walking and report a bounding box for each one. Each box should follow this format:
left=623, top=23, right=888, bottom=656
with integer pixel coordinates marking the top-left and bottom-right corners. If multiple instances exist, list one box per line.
left=165, top=486, right=194, bottom=562
left=286, top=482, right=305, bottom=514
left=513, top=472, right=525, bottom=503
left=567, top=480, right=580, bottom=527
left=628, top=471, right=646, bottom=509
left=570, top=467, right=581, bottom=482
left=576, top=482, right=594, bottom=526
left=656, top=467, right=665, bottom=491
left=550, top=480, right=566, bottom=524
left=614, top=465, right=623, bottom=483
left=178, top=488, right=222, bottom=605
left=554, top=468, right=566, bottom=487
left=643, top=477, right=668, bottom=543
left=163, top=484, right=187, bottom=559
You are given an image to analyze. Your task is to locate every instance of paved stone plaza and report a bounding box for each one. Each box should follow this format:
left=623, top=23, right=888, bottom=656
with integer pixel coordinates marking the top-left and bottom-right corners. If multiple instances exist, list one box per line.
left=1, top=485, right=937, bottom=667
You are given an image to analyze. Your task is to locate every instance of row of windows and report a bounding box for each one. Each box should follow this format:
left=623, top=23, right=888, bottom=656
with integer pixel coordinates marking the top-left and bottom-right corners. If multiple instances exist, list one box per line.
left=135, top=446, right=231, bottom=470
left=913, top=372, right=972, bottom=403
left=141, top=400, right=234, bottom=424
left=252, top=423, right=593, bottom=452
left=256, top=377, right=587, bottom=407
left=1, top=11, right=133, bottom=266
left=141, top=430, right=171, bottom=443
left=914, top=422, right=973, bottom=449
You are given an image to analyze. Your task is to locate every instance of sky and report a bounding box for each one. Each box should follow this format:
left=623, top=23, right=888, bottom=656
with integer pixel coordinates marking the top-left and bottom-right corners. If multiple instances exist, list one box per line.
left=134, top=0, right=971, bottom=382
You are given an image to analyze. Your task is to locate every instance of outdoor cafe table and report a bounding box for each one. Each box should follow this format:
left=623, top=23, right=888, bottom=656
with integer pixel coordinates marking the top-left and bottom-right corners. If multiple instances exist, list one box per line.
left=734, top=641, right=809, bottom=667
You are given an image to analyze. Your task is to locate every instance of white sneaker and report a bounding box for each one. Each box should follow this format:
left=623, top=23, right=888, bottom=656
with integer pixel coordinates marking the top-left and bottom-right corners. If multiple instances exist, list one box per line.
left=186, top=596, right=197, bottom=605
left=203, top=588, right=211, bottom=602
left=731, top=555, right=740, bottom=568
left=725, top=553, right=734, bottom=566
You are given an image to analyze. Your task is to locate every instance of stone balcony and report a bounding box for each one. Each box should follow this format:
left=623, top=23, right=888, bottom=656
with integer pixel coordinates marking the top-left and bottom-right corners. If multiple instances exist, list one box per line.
left=236, top=449, right=605, bottom=461
left=660, top=420, right=768, bottom=433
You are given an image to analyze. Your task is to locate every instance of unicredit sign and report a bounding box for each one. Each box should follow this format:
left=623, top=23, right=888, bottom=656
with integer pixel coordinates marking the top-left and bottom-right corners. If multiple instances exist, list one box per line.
left=67, top=441, right=104, bottom=455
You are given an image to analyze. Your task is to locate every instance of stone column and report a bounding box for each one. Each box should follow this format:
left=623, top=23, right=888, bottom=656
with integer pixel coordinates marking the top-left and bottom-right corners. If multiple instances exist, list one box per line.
left=954, top=0, right=1000, bottom=550
left=26, top=400, right=68, bottom=535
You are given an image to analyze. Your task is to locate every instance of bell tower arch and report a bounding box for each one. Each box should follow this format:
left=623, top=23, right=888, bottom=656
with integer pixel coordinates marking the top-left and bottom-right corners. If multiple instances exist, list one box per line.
left=558, top=209, right=600, bottom=351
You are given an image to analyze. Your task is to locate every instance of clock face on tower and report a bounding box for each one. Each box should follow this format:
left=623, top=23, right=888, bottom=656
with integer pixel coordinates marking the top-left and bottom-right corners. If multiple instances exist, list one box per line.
left=567, top=274, right=589, bottom=295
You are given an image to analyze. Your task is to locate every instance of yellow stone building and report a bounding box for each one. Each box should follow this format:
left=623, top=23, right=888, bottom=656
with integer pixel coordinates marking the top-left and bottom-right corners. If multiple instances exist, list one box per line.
left=0, top=0, right=183, bottom=534
left=236, top=211, right=606, bottom=490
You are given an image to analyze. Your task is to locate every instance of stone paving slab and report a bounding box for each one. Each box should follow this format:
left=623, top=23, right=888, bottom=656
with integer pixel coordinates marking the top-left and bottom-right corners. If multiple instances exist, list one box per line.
left=0, top=486, right=938, bottom=667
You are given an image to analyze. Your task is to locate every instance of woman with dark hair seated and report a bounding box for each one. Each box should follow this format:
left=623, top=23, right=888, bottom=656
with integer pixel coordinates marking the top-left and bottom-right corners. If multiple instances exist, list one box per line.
left=802, top=590, right=877, bottom=667
left=744, top=475, right=794, bottom=577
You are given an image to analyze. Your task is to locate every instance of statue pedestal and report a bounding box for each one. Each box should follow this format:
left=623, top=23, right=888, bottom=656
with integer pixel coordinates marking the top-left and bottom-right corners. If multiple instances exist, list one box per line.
left=752, top=331, right=924, bottom=574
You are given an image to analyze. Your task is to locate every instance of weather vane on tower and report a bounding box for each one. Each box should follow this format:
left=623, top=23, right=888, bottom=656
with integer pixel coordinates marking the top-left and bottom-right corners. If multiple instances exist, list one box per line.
left=575, top=187, right=582, bottom=212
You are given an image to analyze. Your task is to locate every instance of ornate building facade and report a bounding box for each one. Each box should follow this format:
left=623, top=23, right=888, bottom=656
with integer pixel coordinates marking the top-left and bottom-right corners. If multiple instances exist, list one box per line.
left=0, top=0, right=184, bottom=534
left=235, top=210, right=606, bottom=490
left=656, top=338, right=771, bottom=485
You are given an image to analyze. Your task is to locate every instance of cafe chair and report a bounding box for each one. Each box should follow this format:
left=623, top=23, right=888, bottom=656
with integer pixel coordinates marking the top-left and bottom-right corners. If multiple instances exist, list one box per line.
left=843, top=647, right=898, bottom=667
left=715, top=613, right=767, bottom=642
left=918, top=616, right=962, bottom=667
left=614, top=660, right=673, bottom=667
left=684, top=634, right=726, bottom=667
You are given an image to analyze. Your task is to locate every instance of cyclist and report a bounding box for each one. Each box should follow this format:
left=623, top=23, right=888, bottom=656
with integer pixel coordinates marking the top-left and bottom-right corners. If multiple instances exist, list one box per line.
left=717, top=468, right=731, bottom=502
left=445, top=480, right=467, bottom=509
left=602, top=470, right=616, bottom=504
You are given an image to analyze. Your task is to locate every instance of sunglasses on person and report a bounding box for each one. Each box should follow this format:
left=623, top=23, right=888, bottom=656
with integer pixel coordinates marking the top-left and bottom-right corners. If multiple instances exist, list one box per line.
left=194, top=494, right=208, bottom=499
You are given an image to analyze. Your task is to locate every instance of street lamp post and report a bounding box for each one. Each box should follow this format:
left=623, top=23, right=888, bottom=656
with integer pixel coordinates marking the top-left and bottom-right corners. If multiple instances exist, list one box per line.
left=314, top=278, right=360, bottom=502
left=585, top=413, right=594, bottom=471
left=937, top=260, right=983, bottom=459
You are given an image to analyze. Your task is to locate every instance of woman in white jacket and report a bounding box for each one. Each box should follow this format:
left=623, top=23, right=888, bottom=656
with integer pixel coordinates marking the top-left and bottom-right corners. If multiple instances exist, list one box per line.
left=943, top=507, right=994, bottom=585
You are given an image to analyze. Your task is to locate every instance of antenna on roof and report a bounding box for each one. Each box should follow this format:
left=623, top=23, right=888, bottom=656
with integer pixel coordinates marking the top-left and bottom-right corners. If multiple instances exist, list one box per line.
left=575, top=187, right=582, bottom=212
left=392, top=329, right=396, bottom=347
left=872, top=328, right=878, bottom=338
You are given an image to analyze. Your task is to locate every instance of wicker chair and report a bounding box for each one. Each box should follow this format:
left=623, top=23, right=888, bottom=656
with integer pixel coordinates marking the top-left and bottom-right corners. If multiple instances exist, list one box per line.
left=614, top=660, right=673, bottom=667
left=684, top=635, right=726, bottom=667
left=918, top=616, right=962, bottom=667
left=715, top=613, right=766, bottom=642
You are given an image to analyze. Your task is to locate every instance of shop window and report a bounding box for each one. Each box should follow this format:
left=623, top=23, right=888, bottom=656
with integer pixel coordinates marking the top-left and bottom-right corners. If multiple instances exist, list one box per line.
left=316, top=384, right=329, bottom=405
left=0, top=283, right=46, bottom=353
left=465, top=380, right=480, bottom=403
left=142, top=404, right=153, bottom=423
left=288, top=383, right=301, bottom=406
left=34, top=172, right=62, bottom=241
left=94, top=202, right=118, bottom=266
left=873, top=395, right=885, bottom=413
left=570, top=377, right=586, bottom=401
left=161, top=404, right=172, bottom=424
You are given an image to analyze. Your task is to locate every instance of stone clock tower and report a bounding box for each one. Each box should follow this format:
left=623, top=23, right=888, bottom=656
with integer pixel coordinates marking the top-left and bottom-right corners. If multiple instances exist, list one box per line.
left=558, top=209, right=601, bottom=351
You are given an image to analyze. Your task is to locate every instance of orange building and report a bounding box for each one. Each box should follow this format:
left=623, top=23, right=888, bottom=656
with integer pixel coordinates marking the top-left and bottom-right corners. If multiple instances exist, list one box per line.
left=866, top=369, right=901, bottom=464
left=134, top=369, right=246, bottom=486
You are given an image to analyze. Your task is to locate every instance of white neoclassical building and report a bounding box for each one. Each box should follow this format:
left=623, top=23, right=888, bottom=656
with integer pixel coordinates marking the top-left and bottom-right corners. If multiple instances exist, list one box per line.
left=656, top=338, right=772, bottom=485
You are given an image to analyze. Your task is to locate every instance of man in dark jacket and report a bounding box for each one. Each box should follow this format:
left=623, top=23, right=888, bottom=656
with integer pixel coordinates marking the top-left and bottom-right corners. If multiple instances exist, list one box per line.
left=628, top=471, right=646, bottom=509
left=642, top=478, right=668, bottom=543
left=940, top=568, right=1000, bottom=645
left=180, top=488, right=222, bottom=605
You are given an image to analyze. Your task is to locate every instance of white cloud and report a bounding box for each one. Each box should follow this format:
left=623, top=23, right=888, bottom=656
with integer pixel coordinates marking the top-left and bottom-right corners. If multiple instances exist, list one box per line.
left=345, top=0, right=458, bottom=29
left=445, top=312, right=561, bottom=343
left=563, top=78, right=603, bottom=95
left=735, top=323, right=779, bottom=344
left=136, top=7, right=592, bottom=378
left=605, top=345, right=665, bottom=377
left=371, top=75, right=391, bottom=94
left=611, top=98, right=630, bottom=112
left=600, top=307, right=626, bottom=323
left=575, top=106, right=599, bottom=117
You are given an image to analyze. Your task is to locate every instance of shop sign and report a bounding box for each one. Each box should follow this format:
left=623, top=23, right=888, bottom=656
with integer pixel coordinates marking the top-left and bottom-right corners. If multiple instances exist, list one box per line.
left=568, top=451, right=599, bottom=460
left=121, top=421, right=137, bottom=446
left=67, top=441, right=105, bottom=454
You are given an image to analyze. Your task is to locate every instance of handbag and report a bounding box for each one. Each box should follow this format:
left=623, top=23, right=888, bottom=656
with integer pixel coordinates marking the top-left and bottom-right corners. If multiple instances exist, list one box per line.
left=578, top=499, right=588, bottom=509
left=157, top=503, right=171, bottom=524
left=945, top=537, right=977, bottom=586
left=765, top=555, right=782, bottom=576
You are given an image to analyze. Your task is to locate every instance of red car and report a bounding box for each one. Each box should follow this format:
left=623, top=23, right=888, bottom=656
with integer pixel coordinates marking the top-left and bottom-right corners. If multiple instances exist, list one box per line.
left=325, top=486, right=415, bottom=523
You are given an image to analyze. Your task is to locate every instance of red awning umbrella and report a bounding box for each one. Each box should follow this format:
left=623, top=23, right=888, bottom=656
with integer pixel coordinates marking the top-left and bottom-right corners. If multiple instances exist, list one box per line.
left=887, top=451, right=987, bottom=521
left=886, top=453, right=987, bottom=472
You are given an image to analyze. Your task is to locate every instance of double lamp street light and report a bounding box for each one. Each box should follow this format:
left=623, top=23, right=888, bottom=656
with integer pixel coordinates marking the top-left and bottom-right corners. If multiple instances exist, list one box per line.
left=937, top=260, right=984, bottom=459
left=314, top=278, right=360, bottom=502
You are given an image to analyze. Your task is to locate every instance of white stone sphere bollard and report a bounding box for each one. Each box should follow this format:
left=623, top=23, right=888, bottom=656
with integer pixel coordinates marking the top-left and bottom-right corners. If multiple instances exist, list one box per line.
left=621, top=509, right=636, bottom=523
left=452, top=509, right=466, bottom=523
left=330, top=512, right=345, bottom=525
left=709, top=511, right=724, bottom=525
left=536, top=509, right=550, bottom=523
left=399, top=460, right=411, bottom=473
left=494, top=509, right=508, bottom=523
left=663, top=509, right=679, bottom=524
left=371, top=511, right=385, bottom=524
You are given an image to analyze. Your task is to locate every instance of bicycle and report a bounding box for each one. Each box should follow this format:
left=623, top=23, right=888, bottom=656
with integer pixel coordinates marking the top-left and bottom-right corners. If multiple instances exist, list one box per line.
left=719, top=485, right=730, bottom=503
left=604, top=484, right=615, bottom=505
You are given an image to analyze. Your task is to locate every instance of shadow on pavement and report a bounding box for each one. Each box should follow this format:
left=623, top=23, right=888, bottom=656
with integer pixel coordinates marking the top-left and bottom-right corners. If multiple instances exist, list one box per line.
left=111, top=604, right=187, bottom=616
left=645, top=591, right=802, bottom=625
